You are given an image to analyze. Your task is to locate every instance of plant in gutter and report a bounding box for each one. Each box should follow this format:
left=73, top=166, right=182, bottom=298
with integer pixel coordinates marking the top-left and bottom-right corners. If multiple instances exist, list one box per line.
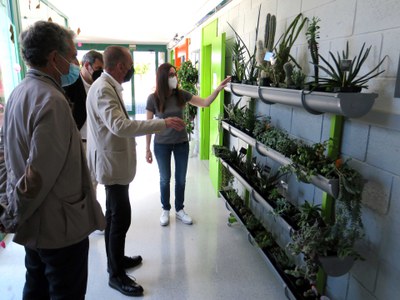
left=306, top=17, right=321, bottom=89
left=315, top=41, right=387, bottom=92
left=271, top=13, right=308, bottom=87
left=256, top=13, right=276, bottom=86
left=228, top=4, right=262, bottom=84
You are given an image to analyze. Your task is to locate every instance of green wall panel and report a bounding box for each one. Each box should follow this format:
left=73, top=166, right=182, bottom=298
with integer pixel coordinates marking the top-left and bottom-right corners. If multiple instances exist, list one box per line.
left=200, top=19, right=226, bottom=193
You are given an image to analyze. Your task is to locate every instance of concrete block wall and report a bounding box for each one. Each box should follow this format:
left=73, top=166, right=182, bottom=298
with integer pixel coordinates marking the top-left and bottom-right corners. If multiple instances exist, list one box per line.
left=187, top=0, right=400, bottom=299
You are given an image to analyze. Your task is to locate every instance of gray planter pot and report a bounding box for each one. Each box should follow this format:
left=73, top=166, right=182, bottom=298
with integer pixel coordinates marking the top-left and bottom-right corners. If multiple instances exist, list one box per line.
left=318, top=255, right=355, bottom=277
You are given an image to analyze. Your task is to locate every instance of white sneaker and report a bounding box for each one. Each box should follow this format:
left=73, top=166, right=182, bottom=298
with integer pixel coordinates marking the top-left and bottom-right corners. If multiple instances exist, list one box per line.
left=176, top=209, right=193, bottom=225
left=160, top=210, right=170, bottom=226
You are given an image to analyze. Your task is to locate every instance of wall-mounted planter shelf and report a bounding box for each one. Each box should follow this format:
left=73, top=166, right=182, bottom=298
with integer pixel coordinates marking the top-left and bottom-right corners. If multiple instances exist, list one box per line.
left=225, top=83, right=378, bottom=118
left=219, top=158, right=294, bottom=234
left=221, top=120, right=339, bottom=198
left=220, top=190, right=301, bottom=300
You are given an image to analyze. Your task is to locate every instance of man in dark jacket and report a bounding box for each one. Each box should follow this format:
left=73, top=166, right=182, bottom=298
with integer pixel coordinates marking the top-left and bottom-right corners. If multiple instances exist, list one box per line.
left=64, top=50, right=103, bottom=142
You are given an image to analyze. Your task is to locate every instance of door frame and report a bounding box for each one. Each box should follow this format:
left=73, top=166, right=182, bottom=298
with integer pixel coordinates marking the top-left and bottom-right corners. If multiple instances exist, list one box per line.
left=77, top=43, right=167, bottom=115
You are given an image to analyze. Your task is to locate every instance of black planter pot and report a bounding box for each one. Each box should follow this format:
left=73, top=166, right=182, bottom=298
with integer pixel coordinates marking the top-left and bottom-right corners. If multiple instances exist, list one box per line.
left=332, top=86, right=362, bottom=93
left=259, top=77, right=272, bottom=87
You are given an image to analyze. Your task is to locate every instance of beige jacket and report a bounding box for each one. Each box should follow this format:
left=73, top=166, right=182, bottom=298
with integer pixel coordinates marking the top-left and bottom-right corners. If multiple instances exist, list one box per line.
left=86, top=72, right=165, bottom=185
left=1, top=69, right=105, bottom=249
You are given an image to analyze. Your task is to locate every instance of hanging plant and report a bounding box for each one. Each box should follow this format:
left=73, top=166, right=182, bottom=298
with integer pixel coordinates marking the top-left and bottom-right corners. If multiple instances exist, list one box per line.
left=177, top=61, right=198, bottom=135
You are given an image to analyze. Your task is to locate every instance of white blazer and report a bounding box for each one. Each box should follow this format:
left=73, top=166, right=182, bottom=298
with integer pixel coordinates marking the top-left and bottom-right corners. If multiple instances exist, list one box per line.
left=86, top=72, right=165, bottom=185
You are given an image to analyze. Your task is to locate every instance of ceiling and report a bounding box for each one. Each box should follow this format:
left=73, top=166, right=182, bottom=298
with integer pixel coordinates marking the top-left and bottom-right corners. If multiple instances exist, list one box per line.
left=29, top=0, right=227, bottom=45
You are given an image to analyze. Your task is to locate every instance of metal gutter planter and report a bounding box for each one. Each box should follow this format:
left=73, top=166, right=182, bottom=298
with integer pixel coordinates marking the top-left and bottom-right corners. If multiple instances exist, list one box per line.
left=219, top=158, right=294, bottom=233
left=221, top=120, right=339, bottom=198
left=219, top=190, right=298, bottom=300
left=226, top=83, right=378, bottom=118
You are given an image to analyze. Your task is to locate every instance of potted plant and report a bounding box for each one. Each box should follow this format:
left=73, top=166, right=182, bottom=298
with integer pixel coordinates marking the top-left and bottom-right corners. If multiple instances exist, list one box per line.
left=270, top=13, right=308, bottom=87
left=305, top=17, right=321, bottom=89
left=314, top=41, right=387, bottom=92
left=223, top=98, right=258, bottom=134
left=177, top=61, right=199, bottom=136
left=256, top=13, right=276, bottom=86
left=227, top=5, right=262, bottom=85
left=286, top=161, right=365, bottom=279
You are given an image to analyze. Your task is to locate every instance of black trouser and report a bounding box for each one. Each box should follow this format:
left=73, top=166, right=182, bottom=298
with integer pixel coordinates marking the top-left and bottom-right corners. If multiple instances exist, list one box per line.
left=23, top=237, right=89, bottom=300
left=104, top=184, right=131, bottom=278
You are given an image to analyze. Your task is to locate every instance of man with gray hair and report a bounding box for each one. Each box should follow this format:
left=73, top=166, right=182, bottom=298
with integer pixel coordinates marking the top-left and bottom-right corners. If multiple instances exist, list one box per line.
left=0, top=21, right=105, bottom=299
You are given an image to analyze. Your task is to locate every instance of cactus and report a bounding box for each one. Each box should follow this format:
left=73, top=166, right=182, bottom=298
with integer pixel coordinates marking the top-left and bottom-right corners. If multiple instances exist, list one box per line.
left=256, top=13, right=276, bottom=85
left=306, top=17, right=321, bottom=86
left=272, top=13, right=307, bottom=86
left=264, top=13, right=276, bottom=52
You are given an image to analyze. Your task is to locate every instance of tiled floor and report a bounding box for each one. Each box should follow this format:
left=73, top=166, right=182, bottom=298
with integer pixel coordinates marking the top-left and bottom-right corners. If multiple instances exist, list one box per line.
left=0, top=136, right=286, bottom=299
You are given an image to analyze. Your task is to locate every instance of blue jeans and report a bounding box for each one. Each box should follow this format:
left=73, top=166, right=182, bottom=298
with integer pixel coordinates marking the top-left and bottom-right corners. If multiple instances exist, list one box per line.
left=154, top=142, right=189, bottom=212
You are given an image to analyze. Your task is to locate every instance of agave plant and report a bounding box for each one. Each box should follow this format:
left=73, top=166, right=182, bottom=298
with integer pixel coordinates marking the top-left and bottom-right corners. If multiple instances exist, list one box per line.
left=315, top=41, right=387, bottom=92
left=229, top=34, right=247, bottom=83
left=227, top=5, right=262, bottom=84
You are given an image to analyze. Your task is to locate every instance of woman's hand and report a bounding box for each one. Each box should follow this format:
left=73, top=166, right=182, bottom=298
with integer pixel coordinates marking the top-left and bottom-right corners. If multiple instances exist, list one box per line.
left=218, top=76, right=232, bottom=91
left=146, top=149, right=153, bottom=164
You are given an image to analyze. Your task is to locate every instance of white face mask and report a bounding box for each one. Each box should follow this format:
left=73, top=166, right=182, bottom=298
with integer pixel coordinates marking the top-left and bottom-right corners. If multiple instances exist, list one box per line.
left=168, top=76, right=178, bottom=89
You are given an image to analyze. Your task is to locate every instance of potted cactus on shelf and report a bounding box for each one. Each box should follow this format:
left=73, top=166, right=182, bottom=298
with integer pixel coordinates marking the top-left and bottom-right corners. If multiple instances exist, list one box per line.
left=256, top=13, right=276, bottom=86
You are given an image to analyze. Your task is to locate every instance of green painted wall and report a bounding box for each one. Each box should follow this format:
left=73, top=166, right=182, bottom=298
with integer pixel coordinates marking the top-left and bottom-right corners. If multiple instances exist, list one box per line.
left=200, top=19, right=226, bottom=193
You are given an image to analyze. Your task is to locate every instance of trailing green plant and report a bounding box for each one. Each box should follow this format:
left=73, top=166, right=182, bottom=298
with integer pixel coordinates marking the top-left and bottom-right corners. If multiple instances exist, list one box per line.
left=221, top=164, right=234, bottom=189
left=223, top=188, right=298, bottom=283
left=270, top=197, right=298, bottom=220
left=297, top=200, right=323, bottom=228
left=306, top=17, right=321, bottom=87
left=177, top=60, right=198, bottom=135
left=315, top=41, right=387, bottom=92
left=286, top=161, right=364, bottom=283
left=254, top=122, right=297, bottom=156
left=220, top=113, right=365, bottom=285
left=283, top=140, right=333, bottom=182
left=255, top=230, right=275, bottom=249
left=334, top=159, right=364, bottom=233
left=271, top=13, right=308, bottom=87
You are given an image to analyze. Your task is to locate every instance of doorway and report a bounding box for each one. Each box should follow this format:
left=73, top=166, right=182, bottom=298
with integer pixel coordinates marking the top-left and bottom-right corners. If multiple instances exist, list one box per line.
left=132, top=46, right=167, bottom=120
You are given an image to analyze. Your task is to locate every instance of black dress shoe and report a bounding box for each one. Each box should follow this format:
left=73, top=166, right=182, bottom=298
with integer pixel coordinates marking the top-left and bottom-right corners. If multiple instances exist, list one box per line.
left=107, top=255, right=143, bottom=273
left=124, top=255, right=142, bottom=269
left=109, top=274, right=144, bottom=296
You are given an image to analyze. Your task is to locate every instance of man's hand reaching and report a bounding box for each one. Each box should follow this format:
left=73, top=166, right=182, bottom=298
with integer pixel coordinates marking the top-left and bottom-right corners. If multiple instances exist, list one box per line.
left=164, top=117, right=185, bottom=131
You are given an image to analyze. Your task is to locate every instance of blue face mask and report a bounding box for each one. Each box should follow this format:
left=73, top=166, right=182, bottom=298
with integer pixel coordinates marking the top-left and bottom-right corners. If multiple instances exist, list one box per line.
left=60, top=63, right=80, bottom=87
left=55, top=54, right=80, bottom=87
